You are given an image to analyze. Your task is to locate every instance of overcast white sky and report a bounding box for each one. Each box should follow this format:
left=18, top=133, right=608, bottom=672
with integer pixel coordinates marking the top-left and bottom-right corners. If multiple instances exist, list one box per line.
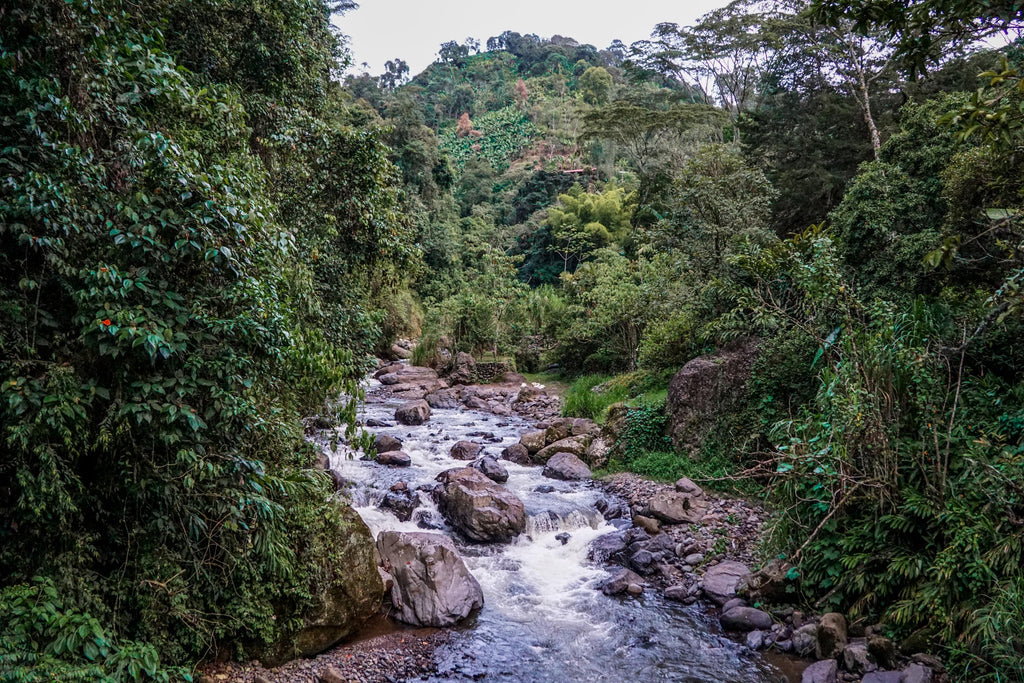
left=335, top=0, right=728, bottom=77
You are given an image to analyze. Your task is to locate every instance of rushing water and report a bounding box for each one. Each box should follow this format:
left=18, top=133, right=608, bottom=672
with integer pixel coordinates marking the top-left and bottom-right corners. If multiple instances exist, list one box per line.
left=329, top=375, right=790, bottom=683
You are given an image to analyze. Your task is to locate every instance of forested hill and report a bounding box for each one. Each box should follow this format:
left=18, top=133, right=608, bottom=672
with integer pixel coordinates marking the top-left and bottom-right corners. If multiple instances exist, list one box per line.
left=2, top=0, right=1024, bottom=681
left=341, top=7, right=1024, bottom=681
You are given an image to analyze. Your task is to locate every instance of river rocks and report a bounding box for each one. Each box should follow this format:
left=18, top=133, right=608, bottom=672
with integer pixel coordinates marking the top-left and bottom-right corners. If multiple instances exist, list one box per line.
left=379, top=487, right=420, bottom=521
left=395, top=400, right=431, bottom=425
left=702, top=560, right=750, bottom=605
left=664, top=583, right=699, bottom=603
left=544, top=419, right=574, bottom=444
left=389, top=343, right=413, bottom=360
left=843, top=638, right=878, bottom=674
left=868, top=634, right=898, bottom=669
left=436, top=467, right=525, bottom=542
left=588, top=531, right=629, bottom=564
left=645, top=490, right=707, bottom=525
left=802, top=660, right=838, bottom=683
left=674, top=477, right=705, bottom=497
left=902, top=663, right=934, bottom=683
left=861, top=673, right=901, bottom=683
left=791, top=623, right=818, bottom=657
left=632, top=514, right=661, bottom=534
left=720, top=606, right=773, bottom=632
left=473, top=455, right=509, bottom=483
left=425, top=388, right=460, bottom=409
left=737, top=558, right=798, bottom=603
left=816, top=612, right=848, bottom=659
left=584, top=436, right=611, bottom=469
left=533, top=435, right=592, bottom=464
left=598, top=568, right=645, bottom=597
left=257, top=500, right=383, bottom=667
left=519, top=430, right=547, bottom=453
left=377, top=450, right=411, bottom=467
left=500, top=442, right=531, bottom=465
left=376, top=531, right=483, bottom=627
left=666, top=340, right=758, bottom=455
left=542, top=452, right=592, bottom=480
left=450, top=440, right=483, bottom=460
left=319, top=667, right=346, bottom=683
left=374, top=434, right=402, bottom=453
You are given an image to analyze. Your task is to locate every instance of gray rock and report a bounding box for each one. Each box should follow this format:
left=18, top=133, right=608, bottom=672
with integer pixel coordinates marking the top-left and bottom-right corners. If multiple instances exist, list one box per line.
left=702, top=560, right=751, bottom=605
left=816, top=612, right=848, bottom=660
left=542, top=451, right=592, bottom=480
left=377, top=450, right=411, bottom=467
left=395, top=400, right=431, bottom=425
left=543, top=419, right=574, bottom=445
left=868, top=635, right=898, bottom=669
left=379, top=488, right=419, bottom=522
left=737, top=558, right=799, bottom=603
left=664, top=585, right=694, bottom=602
left=674, top=477, right=706, bottom=497
left=791, top=623, right=818, bottom=657
left=588, top=531, right=628, bottom=564
left=901, top=663, right=933, bottom=683
left=500, top=443, right=531, bottom=465
left=843, top=638, right=878, bottom=674
left=746, top=630, right=765, bottom=650
left=436, top=467, right=526, bottom=543
left=720, top=606, right=773, bottom=631
left=683, top=552, right=705, bottom=565
left=598, top=568, right=645, bottom=596
left=555, top=532, right=571, bottom=545
left=801, top=660, right=838, bottom=683
left=319, top=667, right=346, bottom=683
left=626, top=583, right=644, bottom=596
left=861, top=673, right=901, bottom=683
left=390, top=343, right=413, bottom=360
left=450, top=440, right=484, bottom=460
left=474, top=455, right=509, bottom=483
left=534, top=485, right=555, bottom=493
left=376, top=531, right=483, bottom=627
left=628, top=549, right=657, bottom=575
left=645, top=490, right=707, bottom=525
left=425, top=389, right=460, bottom=409
left=374, top=434, right=402, bottom=453
left=722, top=597, right=747, bottom=613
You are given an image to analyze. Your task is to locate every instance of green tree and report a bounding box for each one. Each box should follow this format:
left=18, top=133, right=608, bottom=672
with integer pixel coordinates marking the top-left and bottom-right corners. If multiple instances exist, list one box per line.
left=579, top=66, right=614, bottom=105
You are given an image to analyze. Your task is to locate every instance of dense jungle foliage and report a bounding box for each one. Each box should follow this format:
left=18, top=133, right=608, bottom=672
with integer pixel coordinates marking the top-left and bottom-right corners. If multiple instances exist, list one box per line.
left=0, top=0, right=410, bottom=679
left=4, top=0, right=1024, bottom=680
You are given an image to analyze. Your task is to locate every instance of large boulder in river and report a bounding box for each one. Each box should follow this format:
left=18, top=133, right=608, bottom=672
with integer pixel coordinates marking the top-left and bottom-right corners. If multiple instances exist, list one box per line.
left=667, top=340, right=757, bottom=456
left=395, top=400, right=431, bottom=425
left=374, top=434, right=402, bottom=453
left=257, top=500, right=382, bottom=666
left=450, top=440, right=483, bottom=460
left=436, top=467, right=526, bottom=542
left=702, top=560, right=750, bottom=605
left=720, top=606, right=773, bottom=632
left=645, top=490, right=707, bottom=525
left=447, top=352, right=477, bottom=385
left=542, top=452, right=592, bottom=480
left=376, top=531, right=483, bottom=627
left=376, top=450, right=411, bottom=467
left=500, top=443, right=531, bottom=465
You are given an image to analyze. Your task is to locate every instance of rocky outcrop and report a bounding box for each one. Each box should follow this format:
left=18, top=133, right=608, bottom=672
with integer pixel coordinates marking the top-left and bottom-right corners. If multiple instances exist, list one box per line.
left=666, top=340, right=757, bottom=455
left=435, top=467, right=526, bottom=542
left=542, top=452, right=592, bottom=480
left=376, top=531, right=483, bottom=627
left=395, top=400, right=431, bottom=426
left=519, top=430, right=547, bottom=453
left=258, top=500, right=383, bottom=666
left=533, top=434, right=592, bottom=464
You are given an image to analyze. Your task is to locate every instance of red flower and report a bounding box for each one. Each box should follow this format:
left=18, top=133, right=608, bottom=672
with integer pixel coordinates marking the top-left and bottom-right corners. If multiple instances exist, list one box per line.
left=101, top=318, right=112, bottom=326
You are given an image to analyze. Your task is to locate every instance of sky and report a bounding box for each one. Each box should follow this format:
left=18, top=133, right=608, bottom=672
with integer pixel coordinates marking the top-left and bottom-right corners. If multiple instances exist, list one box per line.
left=335, top=0, right=728, bottom=77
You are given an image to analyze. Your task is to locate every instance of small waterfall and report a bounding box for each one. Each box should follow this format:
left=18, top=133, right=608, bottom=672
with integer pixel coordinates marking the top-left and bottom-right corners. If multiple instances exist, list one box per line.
left=524, top=508, right=603, bottom=537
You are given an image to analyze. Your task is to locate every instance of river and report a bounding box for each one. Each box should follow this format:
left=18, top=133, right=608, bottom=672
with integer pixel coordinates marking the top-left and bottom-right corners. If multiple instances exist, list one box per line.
left=331, top=374, right=792, bottom=683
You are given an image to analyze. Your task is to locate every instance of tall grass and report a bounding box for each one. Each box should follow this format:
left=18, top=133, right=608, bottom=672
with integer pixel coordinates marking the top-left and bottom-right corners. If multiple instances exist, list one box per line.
left=561, top=375, right=630, bottom=421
